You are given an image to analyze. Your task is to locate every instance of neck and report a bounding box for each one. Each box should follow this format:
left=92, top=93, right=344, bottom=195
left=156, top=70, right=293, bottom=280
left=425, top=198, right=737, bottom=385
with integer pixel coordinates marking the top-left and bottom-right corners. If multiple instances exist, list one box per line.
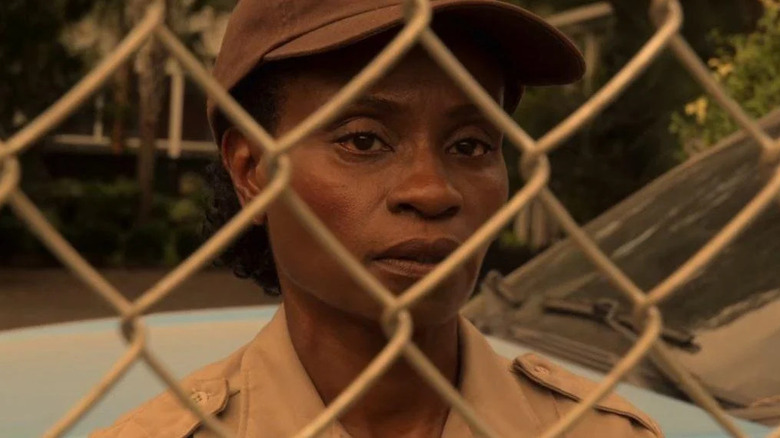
left=282, top=289, right=460, bottom=438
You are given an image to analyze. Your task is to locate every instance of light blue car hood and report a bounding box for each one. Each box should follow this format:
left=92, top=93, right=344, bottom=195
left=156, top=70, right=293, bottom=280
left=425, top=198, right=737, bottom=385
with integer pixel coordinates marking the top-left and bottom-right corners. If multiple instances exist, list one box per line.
left=0, top=306, right=769, bottom=437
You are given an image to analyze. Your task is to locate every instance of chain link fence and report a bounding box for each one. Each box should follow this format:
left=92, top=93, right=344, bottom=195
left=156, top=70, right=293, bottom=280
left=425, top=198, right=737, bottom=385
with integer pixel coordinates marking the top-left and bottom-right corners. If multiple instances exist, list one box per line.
left=1, top=0, right=779, bottom=437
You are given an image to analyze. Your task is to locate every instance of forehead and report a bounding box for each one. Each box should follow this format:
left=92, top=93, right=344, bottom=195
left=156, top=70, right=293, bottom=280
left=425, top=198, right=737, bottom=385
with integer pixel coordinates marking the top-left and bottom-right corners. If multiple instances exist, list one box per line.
left=277, top=28, right=506, bottom=108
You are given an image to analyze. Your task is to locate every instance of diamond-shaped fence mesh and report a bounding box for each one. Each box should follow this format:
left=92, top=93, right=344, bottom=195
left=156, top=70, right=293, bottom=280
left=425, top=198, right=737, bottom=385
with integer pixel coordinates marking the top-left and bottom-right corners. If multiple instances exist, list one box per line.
left=1, top=0, right=779, bottom=437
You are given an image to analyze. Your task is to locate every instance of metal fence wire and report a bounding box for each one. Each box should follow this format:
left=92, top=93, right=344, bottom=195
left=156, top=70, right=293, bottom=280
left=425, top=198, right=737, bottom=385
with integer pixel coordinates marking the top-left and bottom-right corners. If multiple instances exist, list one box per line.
left=1, top=0, right=779, bottom=437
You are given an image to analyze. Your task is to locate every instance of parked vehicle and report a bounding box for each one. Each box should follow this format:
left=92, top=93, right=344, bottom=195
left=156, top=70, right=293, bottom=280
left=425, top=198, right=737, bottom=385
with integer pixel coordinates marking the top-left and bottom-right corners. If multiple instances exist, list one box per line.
left=467, top=113, right=780, bottom=429
left=0, top=305, right=769, bottom=437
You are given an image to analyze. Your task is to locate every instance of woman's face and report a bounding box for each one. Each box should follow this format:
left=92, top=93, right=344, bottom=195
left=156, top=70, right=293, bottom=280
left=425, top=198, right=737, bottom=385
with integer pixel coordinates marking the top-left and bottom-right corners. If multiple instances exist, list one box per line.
left=228, top=34, right=509, bottom=326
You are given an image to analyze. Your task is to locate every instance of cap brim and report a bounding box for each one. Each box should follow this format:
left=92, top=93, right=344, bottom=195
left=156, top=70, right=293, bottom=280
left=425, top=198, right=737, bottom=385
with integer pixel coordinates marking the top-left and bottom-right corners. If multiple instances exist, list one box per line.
left=266, top=0, right=585, bottom=86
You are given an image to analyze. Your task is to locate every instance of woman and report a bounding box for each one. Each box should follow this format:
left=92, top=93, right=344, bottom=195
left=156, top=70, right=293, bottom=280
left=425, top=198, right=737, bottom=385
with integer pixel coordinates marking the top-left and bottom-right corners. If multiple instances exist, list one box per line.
left=94, top=0, right=662, bottom=437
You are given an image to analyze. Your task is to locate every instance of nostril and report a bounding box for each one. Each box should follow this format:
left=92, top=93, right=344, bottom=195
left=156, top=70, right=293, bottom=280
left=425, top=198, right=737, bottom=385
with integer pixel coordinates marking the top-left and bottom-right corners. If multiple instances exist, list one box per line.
left=386, top=165, right=464, bottom=219
left=396, top=202, right=460, bottom=220
left=437, top=205, right=460, bottom=220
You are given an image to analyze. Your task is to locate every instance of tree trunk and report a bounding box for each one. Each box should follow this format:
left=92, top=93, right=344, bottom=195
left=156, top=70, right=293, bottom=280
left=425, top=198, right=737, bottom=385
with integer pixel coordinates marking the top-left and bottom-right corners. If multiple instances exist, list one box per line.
left=132, top=0, right=166, bottom=222
left=110, top=4, right=130, bottom=154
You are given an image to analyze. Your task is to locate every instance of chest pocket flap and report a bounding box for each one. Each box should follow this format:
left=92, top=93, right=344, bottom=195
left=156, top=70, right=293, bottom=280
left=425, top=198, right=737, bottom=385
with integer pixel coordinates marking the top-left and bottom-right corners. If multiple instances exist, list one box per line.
left=513, top=353, right=663, bottom=437
left=91, top=377, right=230, bottom=438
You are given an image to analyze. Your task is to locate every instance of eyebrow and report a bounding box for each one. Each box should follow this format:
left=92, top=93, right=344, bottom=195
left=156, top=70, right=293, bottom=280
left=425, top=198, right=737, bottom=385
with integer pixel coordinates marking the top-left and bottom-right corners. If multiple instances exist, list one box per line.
left=347, top=96, right=403, bottom=115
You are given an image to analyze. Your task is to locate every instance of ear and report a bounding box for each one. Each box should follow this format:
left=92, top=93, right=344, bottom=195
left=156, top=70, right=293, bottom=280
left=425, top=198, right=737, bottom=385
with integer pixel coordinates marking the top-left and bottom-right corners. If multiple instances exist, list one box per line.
left=220, top=127, right=268, bottom=225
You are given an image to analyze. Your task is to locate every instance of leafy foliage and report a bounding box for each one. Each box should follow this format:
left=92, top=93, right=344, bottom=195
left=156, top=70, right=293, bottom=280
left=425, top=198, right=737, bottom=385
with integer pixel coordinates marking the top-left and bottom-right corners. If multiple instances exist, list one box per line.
left=0, top=0, right=233, bottom=268
left=670, top=0, right=780, bottom=158
left=0, top=173, right=209, bottom=267
left=501, top=0, right=761, bottom=224
left=0, top=0, right=91, bottom=137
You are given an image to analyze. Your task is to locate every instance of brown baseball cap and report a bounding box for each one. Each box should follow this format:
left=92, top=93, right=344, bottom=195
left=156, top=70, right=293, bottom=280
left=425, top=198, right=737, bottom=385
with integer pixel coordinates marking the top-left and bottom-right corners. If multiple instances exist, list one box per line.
left=208, top=0, right=585, bottom=142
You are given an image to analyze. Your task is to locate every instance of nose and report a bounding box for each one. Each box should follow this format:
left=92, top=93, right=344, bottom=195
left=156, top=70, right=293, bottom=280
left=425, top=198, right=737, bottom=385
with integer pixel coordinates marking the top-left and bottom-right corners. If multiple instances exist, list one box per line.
left=386, top=150, right=463, bottom=220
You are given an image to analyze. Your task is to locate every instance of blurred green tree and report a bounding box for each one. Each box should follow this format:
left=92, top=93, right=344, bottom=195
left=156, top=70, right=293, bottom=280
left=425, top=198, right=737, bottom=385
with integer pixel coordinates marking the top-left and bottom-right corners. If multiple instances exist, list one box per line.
left=61, top=0, right=235, bottom=220
left=60, top=0, right=132, bottom=153
left=0, top=0, right=230, bottom=267
left=503, top=0, right=761, bottom=225
left=670, top=0, right=780, bottom=158
left=0, top=0, right=92, bottom=138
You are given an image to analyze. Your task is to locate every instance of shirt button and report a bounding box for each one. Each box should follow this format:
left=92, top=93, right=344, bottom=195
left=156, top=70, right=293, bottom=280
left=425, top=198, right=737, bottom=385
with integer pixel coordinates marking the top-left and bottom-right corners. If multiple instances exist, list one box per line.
left=190, top=391, right=209, bottom=404
left=533, top=365, right=550, bottom=376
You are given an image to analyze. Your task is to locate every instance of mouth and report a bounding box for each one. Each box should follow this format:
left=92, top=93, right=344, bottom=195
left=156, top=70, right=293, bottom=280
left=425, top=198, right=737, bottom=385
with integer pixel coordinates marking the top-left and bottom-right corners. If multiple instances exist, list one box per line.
left=371, top=238, right=460, bottom=279
left=373, top=258, right=441, bottom=278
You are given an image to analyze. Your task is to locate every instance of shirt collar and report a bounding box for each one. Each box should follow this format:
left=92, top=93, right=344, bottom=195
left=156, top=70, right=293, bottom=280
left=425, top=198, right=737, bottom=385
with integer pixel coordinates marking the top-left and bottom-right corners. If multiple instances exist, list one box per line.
left=238, top=306, right=541, bottom=437
left=237, top=306, right=342, bottom=437
left=449, top=316, right=542, bottom=437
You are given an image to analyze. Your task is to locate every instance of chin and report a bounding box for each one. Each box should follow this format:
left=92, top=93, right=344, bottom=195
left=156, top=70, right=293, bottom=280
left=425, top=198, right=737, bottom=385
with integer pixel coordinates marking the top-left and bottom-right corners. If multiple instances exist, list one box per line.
left=292, top=262, right=477, bottom=327
left=409, top=288, right=471, bottom=327
left=377, top=267, right=475, bottom=325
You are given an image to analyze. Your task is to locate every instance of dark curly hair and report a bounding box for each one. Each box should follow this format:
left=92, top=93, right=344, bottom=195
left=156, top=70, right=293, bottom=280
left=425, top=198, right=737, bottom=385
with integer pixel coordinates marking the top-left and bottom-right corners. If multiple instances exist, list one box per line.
left=204, top=64, right=285, bottom=295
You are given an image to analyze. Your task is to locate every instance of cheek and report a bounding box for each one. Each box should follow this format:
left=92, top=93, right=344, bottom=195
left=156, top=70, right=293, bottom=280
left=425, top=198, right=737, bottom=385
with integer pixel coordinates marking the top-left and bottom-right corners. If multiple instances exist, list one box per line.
left=465, top=164, right=509, bottom=227
left=263, top=149, right=385, bottom=308
left=489, top=167, right=510, bottom=212
left=290, top=160, right=380, bottom=243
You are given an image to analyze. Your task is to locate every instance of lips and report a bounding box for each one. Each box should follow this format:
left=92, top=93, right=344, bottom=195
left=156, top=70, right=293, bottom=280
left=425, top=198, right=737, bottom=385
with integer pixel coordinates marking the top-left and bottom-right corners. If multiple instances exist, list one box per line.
left=371, top=238, right=461, bottom=278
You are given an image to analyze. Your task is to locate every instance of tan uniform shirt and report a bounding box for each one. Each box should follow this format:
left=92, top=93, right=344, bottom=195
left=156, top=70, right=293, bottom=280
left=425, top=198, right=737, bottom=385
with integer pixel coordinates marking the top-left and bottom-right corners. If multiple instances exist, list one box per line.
left=91, top=307, right=663, bottom=438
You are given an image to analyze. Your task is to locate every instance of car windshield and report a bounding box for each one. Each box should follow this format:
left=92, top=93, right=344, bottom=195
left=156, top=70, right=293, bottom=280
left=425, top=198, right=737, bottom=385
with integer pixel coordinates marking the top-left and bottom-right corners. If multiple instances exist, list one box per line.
left=676, top=291, right=780, bottom=407
left=476, top=120, right=780, bottom=411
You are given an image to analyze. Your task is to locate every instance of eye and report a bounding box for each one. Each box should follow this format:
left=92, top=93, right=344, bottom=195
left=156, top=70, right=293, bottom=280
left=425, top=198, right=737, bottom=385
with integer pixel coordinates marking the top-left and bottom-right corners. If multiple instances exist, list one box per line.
left=335, top=131, right=390, bottom=153
left=447, top=139, right=494, bottom=157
